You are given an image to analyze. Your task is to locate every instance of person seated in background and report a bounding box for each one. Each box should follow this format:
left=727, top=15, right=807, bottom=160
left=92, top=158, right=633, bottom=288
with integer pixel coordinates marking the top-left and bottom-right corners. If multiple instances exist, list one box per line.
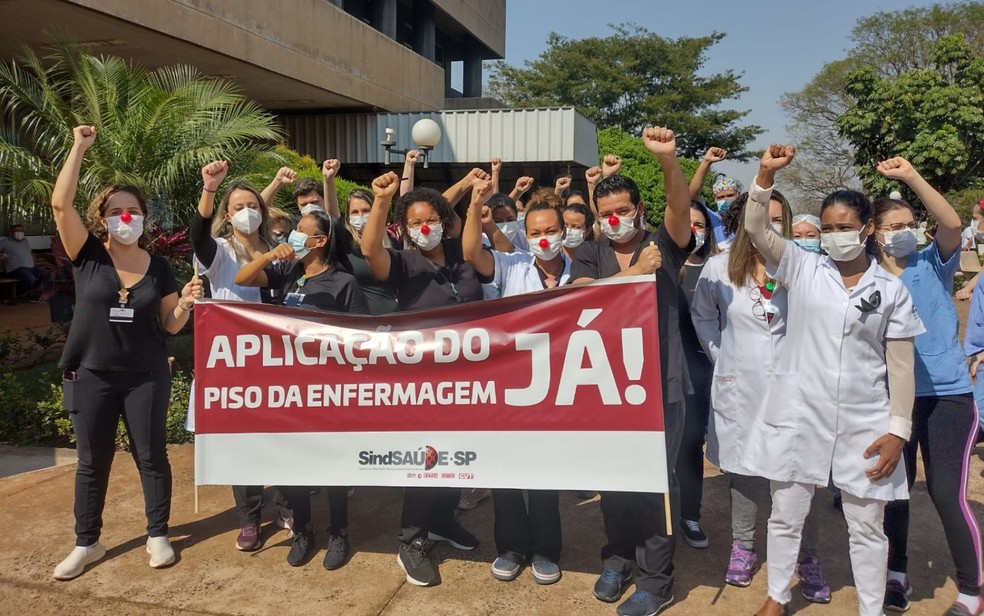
left=0, top=223, right=43, bottom=297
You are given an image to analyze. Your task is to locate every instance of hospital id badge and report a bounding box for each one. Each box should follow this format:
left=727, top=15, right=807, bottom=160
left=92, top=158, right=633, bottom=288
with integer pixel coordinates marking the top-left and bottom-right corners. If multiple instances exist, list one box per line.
left=109, top=307, right=135, bottom=323
left=284, top=292, right=305, bottom=307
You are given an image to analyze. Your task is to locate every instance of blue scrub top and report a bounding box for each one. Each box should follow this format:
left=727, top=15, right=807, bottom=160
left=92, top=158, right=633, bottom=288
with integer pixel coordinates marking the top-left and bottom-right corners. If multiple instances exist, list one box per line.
left=900, top=241, right=972, bottom=396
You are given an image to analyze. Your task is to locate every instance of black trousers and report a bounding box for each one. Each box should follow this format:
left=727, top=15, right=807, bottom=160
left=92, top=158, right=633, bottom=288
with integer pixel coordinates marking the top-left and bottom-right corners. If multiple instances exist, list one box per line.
left=232, top=485, right=293, bottom=526
left=600, top=399, right=684, bottom=596
left=677, top=358, right=711, bottom=522
left=492, top=489, right=561, bottom=563
left=399, top=487, right=460, bottom=543
left=280, top=486, right=349, bottom=535
left=885, top=393, right=982, bottom=595
left=68, top=367, right=172, bottom=546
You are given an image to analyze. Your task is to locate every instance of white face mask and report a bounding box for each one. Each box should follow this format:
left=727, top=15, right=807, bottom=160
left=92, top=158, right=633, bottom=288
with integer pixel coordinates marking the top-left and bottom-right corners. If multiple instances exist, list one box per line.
left=528, top=233, right=563, bottom=261
left=771, top=223, right=784, bottom=235
left=563, top=227, right=585, bottom=249
left=300, top=203, right=322, bottom=216
left=693, top=231, right=706, bottom=253
left=821, top=229, right=867, bottom=262
left=496, top=220, right=522, bottom=244
left=880, top=228, right=918, bottom=258
left=349, top=213, right=369, bottom=232
left=230, top=208, right=262, bottom=235
left=105, top=215, right=144, bottom=245
left=12, top=231, right=25, bottom=241
left=600, top=213, right=638, bottom=243
left=409, top=223, right=443, bottom=251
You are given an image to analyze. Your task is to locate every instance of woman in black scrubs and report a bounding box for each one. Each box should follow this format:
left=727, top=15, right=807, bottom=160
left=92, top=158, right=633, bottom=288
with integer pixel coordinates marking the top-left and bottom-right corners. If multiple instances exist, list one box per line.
left=361, top=171, right=489, bottom=587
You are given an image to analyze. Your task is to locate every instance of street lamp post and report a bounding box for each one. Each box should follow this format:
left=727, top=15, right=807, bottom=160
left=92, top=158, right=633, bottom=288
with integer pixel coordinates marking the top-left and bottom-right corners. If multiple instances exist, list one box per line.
left=380, top=119, right=442, bottom=168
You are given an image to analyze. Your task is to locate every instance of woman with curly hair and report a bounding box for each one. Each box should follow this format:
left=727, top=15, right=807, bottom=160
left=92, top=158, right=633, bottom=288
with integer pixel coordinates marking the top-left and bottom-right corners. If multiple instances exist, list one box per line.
left=361, top=171, right=491, bottom=588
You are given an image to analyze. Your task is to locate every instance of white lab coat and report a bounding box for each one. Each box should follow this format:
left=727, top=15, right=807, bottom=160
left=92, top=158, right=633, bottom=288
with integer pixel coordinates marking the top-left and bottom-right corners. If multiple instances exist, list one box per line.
left=690, top=252, right=787, bottom=473
left=740, top=244, right=925, bottom=501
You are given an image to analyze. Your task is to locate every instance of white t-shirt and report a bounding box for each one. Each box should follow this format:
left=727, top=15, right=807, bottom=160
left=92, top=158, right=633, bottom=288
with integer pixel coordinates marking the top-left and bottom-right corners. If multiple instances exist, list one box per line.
left=197, top=237, right=262, bottom=302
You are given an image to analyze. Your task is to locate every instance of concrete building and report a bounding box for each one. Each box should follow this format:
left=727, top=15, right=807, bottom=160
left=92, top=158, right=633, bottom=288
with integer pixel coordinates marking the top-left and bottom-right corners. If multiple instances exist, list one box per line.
left=0, top=0, right=505, bottom=112
left=0, top=0, right=599, bottom=190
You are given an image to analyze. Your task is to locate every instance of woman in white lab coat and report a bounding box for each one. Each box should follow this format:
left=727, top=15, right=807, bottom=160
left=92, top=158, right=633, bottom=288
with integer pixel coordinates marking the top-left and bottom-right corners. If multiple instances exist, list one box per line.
left=691, top=192, right=830, bottom=603
left=743, top=146, right=924, bottom=616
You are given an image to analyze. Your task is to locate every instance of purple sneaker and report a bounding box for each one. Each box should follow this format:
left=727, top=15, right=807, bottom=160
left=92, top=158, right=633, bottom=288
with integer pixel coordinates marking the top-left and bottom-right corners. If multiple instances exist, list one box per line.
left=725, top=540, right=759, bottom=587
left=797, top=556, right=832, bottom=604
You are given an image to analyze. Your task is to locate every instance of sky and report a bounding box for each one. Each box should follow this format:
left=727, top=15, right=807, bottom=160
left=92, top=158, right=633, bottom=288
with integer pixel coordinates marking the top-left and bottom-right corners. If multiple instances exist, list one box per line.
left=490, top=0, right=963, bottom=181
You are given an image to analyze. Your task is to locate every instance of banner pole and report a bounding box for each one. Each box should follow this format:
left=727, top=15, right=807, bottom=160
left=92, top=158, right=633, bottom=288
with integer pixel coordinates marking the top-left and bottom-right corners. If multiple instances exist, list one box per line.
left=664, top=492, right=672, bottom=536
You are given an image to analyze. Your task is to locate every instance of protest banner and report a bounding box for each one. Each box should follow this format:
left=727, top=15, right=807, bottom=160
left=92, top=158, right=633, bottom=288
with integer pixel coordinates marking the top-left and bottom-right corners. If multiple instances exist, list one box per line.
left=194, top=275, right=666, bottom=493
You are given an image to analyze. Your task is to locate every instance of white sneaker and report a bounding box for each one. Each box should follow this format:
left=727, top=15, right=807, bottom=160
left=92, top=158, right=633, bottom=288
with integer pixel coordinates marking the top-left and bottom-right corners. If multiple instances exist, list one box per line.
left=53, top=542, right=106, bottom=580
left=146, top=536, right=175, bottom=568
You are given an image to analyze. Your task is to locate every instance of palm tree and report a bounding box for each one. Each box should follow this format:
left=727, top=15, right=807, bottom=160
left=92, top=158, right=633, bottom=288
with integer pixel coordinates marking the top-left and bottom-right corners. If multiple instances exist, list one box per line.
left=0, top=41, right=283, bottom=228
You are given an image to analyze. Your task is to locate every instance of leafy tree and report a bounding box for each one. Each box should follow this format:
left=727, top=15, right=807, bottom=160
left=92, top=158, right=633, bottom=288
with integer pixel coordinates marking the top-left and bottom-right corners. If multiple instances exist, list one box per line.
left=597, top=127, right=701, bottom=227
left=782, top=2, right=984, bottom=208
left=0, top=41, right=283, bottom=229
left=838, top=35, right=984, bottom=198
left=488, top=24, right=762, bottom=160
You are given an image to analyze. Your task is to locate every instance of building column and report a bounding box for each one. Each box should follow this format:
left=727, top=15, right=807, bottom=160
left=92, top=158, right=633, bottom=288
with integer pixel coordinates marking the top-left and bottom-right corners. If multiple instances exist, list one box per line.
left=462, top=38, right=483, bottom=98
left=370, top=0, right=397, bottom=40
left=412, top=0, right=436, bottom=62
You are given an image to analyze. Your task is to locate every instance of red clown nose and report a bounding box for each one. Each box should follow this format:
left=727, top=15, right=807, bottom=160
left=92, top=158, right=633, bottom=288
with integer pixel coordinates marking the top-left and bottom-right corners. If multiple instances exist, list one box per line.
left=420, top=224, right=430, bottom=235
left=120, top=212, right=132, bottom=223
left=608, top=215, right=620, bottom=227
left=539, top=238, right=549, bottom=249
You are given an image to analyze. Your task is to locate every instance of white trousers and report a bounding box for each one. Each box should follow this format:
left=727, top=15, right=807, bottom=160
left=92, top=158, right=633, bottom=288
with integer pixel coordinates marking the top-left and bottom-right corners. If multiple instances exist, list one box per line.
left=767, top=481, right=888, bottom=616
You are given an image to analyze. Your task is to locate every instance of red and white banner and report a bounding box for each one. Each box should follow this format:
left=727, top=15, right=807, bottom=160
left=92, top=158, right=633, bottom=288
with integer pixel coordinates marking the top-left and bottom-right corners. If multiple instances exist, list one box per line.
left=193, top=276, right=666, bottom=492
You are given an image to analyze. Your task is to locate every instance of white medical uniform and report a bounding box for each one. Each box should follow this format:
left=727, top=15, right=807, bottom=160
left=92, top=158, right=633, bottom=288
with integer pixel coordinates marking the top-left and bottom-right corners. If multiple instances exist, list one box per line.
left=197, top=237, right=262, bottom=302
left=740, top=243, right=924, bottom=501
left=490, top=250, right=571, bottom=296
left=690, top=252, right=787, bottom=473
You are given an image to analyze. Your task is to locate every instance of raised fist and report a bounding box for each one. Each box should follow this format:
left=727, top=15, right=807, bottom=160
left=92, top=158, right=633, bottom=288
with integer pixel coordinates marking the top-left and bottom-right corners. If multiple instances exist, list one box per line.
left=491, top=156, right=502, bottom=173
left=266, top=242, right=296, bottom=262
left=481, top=204, right=494, bottom=225
left=405, top=150, right=420, bottom=166
left=760, top=144, right=797, bottom=172
left=585, top=166, right=602, bottom=186
left=514, top=176, right=534, bottom=194
left=470, top=178, right=493, bottom=205
left=704, top=147, right=727, bottom=163
left=465, top=167, right=489, bottom=182
left=642, top=126, right=677, bottom=157
left=636, top=242, right=662, bottom=275
left=876, top=157, right=918, bottom=183
left=275, top=166, right=297, bottom=185
left=201, top=160, right=229, bottom=191
left=322, top=159, right=341, bottom=180
left=555, top=176, right=572, bottom=194
left=371, top=171, right=401, bottom=199
left=73, top=125, right=97, bottom=150
left=602, top=154, right=622, bottom=178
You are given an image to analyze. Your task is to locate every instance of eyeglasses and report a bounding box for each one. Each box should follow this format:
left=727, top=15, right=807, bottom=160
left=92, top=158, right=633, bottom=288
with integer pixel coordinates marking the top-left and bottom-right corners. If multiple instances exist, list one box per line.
left=876, top=222, right=918, bottom=232
left=407, top=217, right=441, bottom=230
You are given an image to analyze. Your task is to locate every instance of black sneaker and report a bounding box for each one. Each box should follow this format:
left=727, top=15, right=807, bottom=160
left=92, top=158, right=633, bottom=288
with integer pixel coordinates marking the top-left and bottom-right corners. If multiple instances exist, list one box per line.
left=398, top=537, right=439, bottom=586
left=427, top=523, right=478, bottom=551
left=322, top=529, right=349, bottom=570
left=616, top=589, right=674, bottom=616
left=884, top=578, right=912, bottom=612
left=575, top=491, right=598, bottom=499
left=680, top=519, right=709, bottom=549
left=594, top=568, right=633, bottom=603
left=286, top=532, right=313, bottom=567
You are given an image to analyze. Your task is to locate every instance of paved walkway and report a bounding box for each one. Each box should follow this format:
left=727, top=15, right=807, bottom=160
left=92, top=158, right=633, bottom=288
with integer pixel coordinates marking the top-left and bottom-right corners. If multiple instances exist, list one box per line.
left=0, top=443, right=978, bottom=615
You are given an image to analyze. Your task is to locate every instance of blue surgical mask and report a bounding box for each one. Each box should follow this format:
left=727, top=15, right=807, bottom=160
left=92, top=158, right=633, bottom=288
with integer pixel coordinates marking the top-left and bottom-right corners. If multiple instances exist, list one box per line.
left=287, top=230, right=310, bottom=259
left=794, top=238, right=821, bottom=253
left=715, top=199, right=734, bottom=213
